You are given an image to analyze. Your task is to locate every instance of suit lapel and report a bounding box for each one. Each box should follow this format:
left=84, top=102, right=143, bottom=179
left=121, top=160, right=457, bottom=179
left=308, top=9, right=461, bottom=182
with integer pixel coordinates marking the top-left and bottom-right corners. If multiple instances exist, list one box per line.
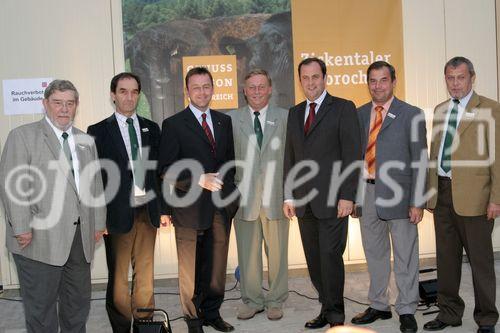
left=261, top=107, right=278, bottom=151
left=137, top=116, right=150, bottom=158
left=431, top=103, right=449, bottom=159
left=40, top=120, right=78, bottom=193
left=105, top=115, right=129, bottom=162
left=183, top=108, right=212, bottom=148
left=457, top=92, right=479, bottom=136
left=211, top=110, right=224, bottom=158
left=239, top=106, right=260, bottom=149
left=359, top=104, right=371, bottom=149
left=379, top=98, right=403, bottom=133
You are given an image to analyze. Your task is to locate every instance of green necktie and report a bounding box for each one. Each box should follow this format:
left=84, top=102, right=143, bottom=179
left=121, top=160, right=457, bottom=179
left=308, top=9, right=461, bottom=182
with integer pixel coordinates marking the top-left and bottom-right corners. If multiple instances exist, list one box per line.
left=254, top=111, right=263, bottom=148
left=61, top=132, right=74, bottom=178
left=126, top=118, right=144, bottom=189
left=440, top=99, right=460, bottom=173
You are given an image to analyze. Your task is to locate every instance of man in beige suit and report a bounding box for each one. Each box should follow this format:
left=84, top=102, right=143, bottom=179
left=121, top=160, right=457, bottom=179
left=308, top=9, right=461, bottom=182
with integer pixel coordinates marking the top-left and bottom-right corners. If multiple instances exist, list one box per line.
left=0, top=80, right=106, bottom=333
left=229, top=69, right=289, bottom=321
left=424, top=57, right=500, bottom=333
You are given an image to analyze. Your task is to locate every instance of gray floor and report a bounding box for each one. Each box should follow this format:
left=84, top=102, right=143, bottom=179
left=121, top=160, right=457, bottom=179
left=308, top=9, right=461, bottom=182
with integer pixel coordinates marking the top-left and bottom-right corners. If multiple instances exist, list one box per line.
left=1, top=259, right=499, bottom=333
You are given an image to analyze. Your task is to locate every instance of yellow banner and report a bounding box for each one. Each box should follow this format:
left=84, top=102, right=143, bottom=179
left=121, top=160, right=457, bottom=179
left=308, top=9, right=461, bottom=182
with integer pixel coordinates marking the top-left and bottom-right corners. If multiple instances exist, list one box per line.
left=182, top=55, right=239, bottom=109
left=291, top=0, right=405, bottom=106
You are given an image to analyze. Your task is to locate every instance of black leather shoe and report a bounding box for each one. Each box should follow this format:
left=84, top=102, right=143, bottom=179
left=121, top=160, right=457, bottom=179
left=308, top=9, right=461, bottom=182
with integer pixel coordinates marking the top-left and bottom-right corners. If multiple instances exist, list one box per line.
left=400, top=314, right=418, bottom=333
left=478, top=326, right=495, bottom=333
left=351, top=307, right=392, bottom=325
left=330, top=322, right=344, bottom=327
left=305, top=314, right=329, bottom=329
left=203, top=317, right=234, bottom=332
left=423, top=318, right=461, bottom=331
left=186, top=318, right=204, bottom=333
left=188, top=326, right=205, bottom=333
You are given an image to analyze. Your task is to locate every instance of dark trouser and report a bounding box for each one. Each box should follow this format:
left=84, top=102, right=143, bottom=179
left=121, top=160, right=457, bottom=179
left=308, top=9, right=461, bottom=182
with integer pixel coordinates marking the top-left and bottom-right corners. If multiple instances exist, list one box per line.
left=104, top=206, right=157, bottom=333
left=298, top=205, right=348, bottom=323
left=175, top=211, right=231, bottom=329
left=434, top=177, right=498, bottom=326
left=13, top=225, right=91, bottom=333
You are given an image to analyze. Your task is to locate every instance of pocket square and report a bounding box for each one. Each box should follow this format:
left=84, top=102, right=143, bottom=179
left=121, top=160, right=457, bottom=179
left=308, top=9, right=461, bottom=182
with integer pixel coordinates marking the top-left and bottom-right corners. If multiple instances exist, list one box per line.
left=266, top=120, right=276, bottom=126
left=387, top=113, right=396, bottom=119
left=464, top=112, right=475, bottom=119
left=77, top=144, right=89, bottom=150
left=141, top=127, right=149, bottom=132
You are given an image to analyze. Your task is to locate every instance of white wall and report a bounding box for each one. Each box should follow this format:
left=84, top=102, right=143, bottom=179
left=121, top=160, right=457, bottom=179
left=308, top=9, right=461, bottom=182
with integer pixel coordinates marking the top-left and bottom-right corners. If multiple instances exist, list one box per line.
left=0, top=0, right=499, bottom=287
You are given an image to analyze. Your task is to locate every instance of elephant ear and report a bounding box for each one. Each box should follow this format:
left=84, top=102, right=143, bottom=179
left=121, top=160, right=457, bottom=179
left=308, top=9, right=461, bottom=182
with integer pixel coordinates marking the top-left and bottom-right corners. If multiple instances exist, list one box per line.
left=218, top=36, right=249, bottom=56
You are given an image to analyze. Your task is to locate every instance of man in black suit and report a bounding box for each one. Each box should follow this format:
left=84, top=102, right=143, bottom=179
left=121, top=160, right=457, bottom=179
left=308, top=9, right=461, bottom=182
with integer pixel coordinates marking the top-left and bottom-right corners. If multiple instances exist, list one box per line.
left=158, top=67, right=239, bottom=333
left=283, top=57, right=362, bottom=328
left=87, top=72, right=169, bottom=333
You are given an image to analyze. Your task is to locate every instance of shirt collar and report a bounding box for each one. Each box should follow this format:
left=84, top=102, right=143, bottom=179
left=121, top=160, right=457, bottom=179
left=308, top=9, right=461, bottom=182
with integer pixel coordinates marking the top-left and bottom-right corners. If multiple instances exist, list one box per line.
left=249, top=104, right=268, bottom=118
left=189, top=104, right=211, bottom=121
left=453, top=89, right=473, bottom=107
left=372, top=96, right=395, bottom=111
left=45, top=116, right=73, bottom=139
left=114, top=111, right=139, bottom=126
left=307, top=89, right=327, bottom=107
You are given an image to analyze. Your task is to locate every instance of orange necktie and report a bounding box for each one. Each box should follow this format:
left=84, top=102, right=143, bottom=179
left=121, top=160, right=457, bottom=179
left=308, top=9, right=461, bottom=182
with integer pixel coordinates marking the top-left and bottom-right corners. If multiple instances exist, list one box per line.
left=365, top=106, right=384, bottom=176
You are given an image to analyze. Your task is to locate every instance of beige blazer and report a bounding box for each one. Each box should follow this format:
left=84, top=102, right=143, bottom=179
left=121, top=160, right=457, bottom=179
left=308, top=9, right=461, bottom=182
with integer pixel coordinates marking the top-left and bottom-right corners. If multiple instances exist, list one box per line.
left=0, top=119, right=106, bottom=265
left=427, top=92, right=500, bottom=216
left=229, top=105, right=288, bottom=221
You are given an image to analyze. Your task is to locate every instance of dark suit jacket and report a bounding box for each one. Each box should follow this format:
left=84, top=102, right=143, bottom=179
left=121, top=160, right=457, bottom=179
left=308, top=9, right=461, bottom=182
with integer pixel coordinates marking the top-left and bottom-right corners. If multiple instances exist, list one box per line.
left=87, top=114, right=166, bottom=234
left=157, top=107, right=239, bottom=230
left=358, top=97, right=428, bottom=220
left=283, top=93, right=362, bottom=219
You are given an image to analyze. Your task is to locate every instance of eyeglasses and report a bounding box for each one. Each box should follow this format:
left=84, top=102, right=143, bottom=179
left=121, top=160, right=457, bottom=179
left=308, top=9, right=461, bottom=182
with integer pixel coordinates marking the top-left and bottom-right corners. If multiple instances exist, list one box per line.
left=49, top=99, right=77, bottom=109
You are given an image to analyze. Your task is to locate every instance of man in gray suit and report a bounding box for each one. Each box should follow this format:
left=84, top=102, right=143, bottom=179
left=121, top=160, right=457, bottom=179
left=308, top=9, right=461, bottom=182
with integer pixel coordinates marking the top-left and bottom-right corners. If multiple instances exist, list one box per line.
left=229, top=69, right=289, bottom=321
left=350, top=61, right=427, bottom=333
left=0, top=80, right=106, bottom=333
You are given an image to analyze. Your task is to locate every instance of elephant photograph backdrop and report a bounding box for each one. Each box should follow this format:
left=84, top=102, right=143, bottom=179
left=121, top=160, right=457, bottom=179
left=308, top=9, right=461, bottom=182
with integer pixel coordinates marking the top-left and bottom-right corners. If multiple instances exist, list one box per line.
left=122, top=0, right=403, bottom=124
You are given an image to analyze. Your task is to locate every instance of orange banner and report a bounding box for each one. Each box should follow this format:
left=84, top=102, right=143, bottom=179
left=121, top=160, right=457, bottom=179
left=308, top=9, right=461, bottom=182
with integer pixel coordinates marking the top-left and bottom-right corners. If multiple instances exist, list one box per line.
left=291, top=0, right=405, bottom=106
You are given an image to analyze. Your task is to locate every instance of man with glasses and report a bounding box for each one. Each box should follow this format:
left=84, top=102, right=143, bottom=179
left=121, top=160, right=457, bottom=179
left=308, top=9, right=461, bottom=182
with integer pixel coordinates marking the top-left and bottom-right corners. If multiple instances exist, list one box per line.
left=229, top=69, right=289, bottom=321
left=0, top=79, right=106, bottom=333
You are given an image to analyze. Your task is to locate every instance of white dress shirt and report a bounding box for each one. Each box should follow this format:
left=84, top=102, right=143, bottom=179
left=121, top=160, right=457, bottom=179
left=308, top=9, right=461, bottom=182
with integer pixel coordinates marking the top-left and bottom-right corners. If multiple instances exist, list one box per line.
left=304, top=89, right=327, bottom=124
left=114, top=111, right=145, bottom=197
left=45, top=117, right=80, bottom=194
left=437, top=89, right=473, bottom=177
left=190, top=104, right=215, bottom=140
left=248, top=104, right=268, bottom=133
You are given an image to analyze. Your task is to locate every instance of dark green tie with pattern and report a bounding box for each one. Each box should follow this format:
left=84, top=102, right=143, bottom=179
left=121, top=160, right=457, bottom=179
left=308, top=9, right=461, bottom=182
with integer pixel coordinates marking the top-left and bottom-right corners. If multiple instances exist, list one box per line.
left=254, top=111, right=263, bottom=148
left=61, top=132, right=74, bottom=178
left=440, top=99, right=460, bottom=173
left=126, top=118, right=144, bottom=189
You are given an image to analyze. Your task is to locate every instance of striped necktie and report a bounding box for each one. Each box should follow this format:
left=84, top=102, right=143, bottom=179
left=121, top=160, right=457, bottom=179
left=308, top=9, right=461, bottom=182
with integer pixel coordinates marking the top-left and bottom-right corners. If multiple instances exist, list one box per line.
left=202, top=113, right=216, bottom=156
left=365, top=106, right=384, bottom=176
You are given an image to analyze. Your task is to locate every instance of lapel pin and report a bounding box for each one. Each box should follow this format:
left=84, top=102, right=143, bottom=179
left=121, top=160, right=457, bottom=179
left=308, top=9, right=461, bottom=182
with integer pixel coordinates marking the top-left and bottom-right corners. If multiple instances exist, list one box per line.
left=387, top=113, right=396, bottom=119
left=141, top=128, right=149, bottom=132
left=464, top=112, right=475, bottom=119
left=266, top=120, right=276, bottom=126
left=77, top=144, right=88, bottom=150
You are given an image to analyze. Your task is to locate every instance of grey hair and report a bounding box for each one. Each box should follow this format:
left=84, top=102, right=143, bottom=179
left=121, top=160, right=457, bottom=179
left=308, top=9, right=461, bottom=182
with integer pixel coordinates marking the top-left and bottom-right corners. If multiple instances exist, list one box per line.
left=245, top=68, right=272, bottom=86
left=44, top=79, right=79, bottom=100
left=444, top=56, right=475, bottom=76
